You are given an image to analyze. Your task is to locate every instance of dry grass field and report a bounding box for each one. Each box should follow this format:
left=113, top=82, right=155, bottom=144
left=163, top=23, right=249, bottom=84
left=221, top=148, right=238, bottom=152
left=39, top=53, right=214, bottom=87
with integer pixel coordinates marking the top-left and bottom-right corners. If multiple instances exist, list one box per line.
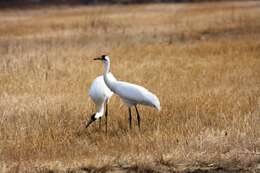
left=0, top=1, right=260, bottom=172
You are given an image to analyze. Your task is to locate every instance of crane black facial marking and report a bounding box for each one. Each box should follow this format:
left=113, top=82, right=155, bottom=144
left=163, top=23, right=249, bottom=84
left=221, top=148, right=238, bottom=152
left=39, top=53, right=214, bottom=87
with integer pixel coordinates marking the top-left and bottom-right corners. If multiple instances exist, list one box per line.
left=91, top=113, right=96, bottom=121
left=86, top=113, right=97, bottom=128
left=101, top=55, right=107, bottom=61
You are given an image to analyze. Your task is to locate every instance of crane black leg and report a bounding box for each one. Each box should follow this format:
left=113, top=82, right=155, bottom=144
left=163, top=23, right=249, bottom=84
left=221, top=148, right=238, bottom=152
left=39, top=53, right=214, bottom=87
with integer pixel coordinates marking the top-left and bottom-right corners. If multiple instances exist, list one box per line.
left=105, top=101, right=108, bottom=134
left=128, top=108, right=132, bottom=129
left=99, top=117, right=101, bottom=130
left=135, top=105, right=141, bottom=130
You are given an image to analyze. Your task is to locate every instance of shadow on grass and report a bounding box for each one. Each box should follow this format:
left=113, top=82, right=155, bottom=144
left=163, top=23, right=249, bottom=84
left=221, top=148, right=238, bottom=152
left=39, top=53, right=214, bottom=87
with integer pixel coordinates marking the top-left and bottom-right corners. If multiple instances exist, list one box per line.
left=45, top=164, right=249, bottom=173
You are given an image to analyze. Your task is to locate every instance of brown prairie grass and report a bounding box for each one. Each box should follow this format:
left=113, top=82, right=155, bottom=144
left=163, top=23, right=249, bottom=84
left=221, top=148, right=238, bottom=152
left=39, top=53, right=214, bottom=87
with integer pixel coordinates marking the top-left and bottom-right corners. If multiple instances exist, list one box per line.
left=0, top=1, right=260, bottom=173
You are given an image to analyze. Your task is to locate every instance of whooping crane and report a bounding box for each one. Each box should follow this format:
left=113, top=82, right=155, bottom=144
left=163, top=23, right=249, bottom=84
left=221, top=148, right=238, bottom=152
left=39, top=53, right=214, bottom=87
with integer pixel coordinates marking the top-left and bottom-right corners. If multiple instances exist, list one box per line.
left=94, top=55, right=160, bottom=129
left=85, top=73, right=116, bottom=132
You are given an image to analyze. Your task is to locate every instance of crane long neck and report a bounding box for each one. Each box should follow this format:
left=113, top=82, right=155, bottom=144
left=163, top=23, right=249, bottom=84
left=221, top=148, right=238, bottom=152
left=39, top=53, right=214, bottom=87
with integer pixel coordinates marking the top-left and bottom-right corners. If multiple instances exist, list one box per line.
left=104, top=61, right=110, bottom=74
left=103, top=61, right=115, bottom=92
left=95, top=103, right=105, bottom=119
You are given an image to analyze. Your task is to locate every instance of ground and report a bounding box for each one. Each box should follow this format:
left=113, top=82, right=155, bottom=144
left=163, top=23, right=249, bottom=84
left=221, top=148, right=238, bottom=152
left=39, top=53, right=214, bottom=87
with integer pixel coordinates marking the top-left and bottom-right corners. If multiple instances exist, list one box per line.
left=0, top=1, right=260, bottom=172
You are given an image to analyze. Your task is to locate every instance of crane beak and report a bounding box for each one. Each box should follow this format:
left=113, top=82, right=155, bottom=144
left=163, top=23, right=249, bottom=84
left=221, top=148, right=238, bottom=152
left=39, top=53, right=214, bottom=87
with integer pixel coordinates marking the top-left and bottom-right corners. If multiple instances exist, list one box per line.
left=93, top=57, right=102, bottom=61
left=85, top=118, right=95, bottom=128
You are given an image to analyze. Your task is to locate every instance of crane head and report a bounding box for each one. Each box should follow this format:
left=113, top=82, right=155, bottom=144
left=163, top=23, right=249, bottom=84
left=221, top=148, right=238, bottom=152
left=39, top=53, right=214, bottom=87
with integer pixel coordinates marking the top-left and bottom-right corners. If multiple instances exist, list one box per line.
left=94, top=55, right=110, bottom=62
left=85, top=113, right=96, bottom=128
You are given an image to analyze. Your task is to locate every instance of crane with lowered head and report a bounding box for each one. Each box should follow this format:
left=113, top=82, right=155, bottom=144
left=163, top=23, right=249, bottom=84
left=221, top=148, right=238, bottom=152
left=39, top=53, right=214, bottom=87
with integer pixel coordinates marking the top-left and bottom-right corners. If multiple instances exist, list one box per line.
left=85, top=73, right=116, bottom=133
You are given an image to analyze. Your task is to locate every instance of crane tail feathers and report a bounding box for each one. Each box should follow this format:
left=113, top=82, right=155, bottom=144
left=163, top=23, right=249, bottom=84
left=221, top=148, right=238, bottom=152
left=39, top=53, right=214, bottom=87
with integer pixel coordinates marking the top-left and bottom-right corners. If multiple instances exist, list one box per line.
left=151, top=94, right=161, bottom=111
left=154, top=100, right=161, bottom=111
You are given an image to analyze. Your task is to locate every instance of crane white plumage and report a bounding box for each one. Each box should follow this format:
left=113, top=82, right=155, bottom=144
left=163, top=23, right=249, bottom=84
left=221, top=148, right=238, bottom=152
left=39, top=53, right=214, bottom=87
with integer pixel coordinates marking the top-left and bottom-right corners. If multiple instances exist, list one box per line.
left=94, top=55, right=160, bottom=129
left=85, top=73, right=116, bottom=132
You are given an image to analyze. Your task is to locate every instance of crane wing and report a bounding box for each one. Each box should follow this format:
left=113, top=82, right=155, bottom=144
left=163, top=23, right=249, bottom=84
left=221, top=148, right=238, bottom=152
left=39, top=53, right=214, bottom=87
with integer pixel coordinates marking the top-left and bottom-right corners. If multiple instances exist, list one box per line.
left=89, top=74, right=114, bottom=104
left=112, top=81, right=160, bottom=111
